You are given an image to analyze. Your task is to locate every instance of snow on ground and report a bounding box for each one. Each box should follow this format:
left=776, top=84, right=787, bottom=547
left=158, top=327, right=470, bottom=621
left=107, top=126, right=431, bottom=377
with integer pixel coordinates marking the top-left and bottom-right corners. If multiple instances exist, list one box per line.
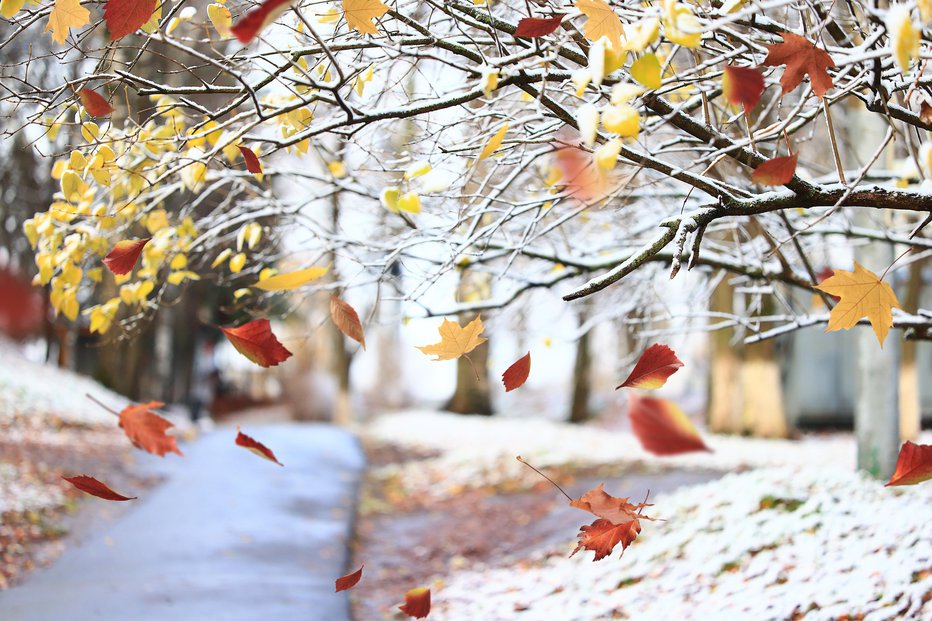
left=0, top=463, right=65, bottom=516
left=433, top=467, right=932, bottom=621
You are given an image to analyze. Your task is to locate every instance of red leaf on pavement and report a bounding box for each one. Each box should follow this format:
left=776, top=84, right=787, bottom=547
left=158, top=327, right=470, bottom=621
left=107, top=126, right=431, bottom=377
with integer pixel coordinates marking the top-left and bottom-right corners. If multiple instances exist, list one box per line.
left=751, top=153, right=798, bottom=186
left=330, top=296, right=366, bottom=349
left=231, top=0, right=295, bottom=44
left=885, top=442, right=932, bottom=486
left=78, top=88, right=113, bottom=117
left=502, top=351, right=531, bottom=392
left=399, top=587, right=431, bottom=619
left=119, top=401, right=184, bottom=457
left=616, top=344, right=683, bottom=390
left=221, top=319, right=293, bottom=368
left=238, top=146, right=262, bottom=174
left=628, top=393, right=711, bottom=456
left=235, top=426, right=283, bottom=466
left=335, top=564, right=364, bottom=592
left=103, top=0, right=157, bottom=40
left=760, top=31, right=835, bottom=98
left=514, top=15, right=564, bottom=38
left=722, top=65, right=765, bottom=114
left=62, top=475, right=137, bottom=501
left=103, top=238, right=150, bottom=275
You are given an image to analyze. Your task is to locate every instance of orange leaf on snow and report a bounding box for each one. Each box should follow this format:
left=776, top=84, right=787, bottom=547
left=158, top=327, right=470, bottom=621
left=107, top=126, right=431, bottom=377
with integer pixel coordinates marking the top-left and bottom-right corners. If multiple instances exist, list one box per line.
left=761, top=31, right=835, bottom=98
left=514, top=15, right=564, bottom=38
left=722, top=65, right=765, bottom=113
left=238, top=146, right=262, bottom=174
left=103, top=238, right=149, bottom=275
left=628, top=393, right=711, bottom=456
left=119, top=401, right=184, bottom=457
left=886, top=442, right=932, bottom=487
left=813, top=262, right=901, bottom=347
left=751, top=153, right=798, bottom=186
left=399, top=587, right=431, bottom=619
left=335, top=564, right=364, bottom=592
left=502, top=351, right=531, bottom=392
left=571, top=517, right=642, bottom=562
left=616, top=343, right=683, bottom=390
left=103, top=0, right=157, bottom=40
left=330, top=296, right=366, bottom=349
left=231, top=0, right=295, bottom=43
left=235, top=426, right=283, bottom=466
left=221, top=319, right=293, bottom=368
left=62, top=475, right=136, bottom=501
left=78, top=88, right=113, bottom=117
left=416, top=315, right=486, bottom=361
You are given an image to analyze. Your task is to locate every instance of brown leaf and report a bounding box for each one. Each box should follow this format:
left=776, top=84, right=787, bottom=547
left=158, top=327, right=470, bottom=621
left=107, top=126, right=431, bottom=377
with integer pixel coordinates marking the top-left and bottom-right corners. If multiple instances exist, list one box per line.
left=616, top=343, right=683, bottom=390
left=886, top=442, right=932, bottom=486
left=62, top=475, right=136, bottom=501
left=330, top=296, right=366, bottom=349
left=235, top=426, right=283, bottom=466
left=571, top=517, right=641, bottom=561
left=118, top=401, right=184, bottom=457
left=751, top=153, right=798, bottom=186
left=335, top=564, right=364, bottom=592
left=570, top=483, right=653, bottom=525
left=103, top=238, right=150, bottom=275
left=628, top=393, right=711, bottom=456
left=760, top=31, right=835, bottom=98
left=502, top=351, right=531, bottom=392
left=919, top=102, right=932, bottom=125
left=399, top=587, right=431, bottom=618
left=221, top=319, right=293, bottom=368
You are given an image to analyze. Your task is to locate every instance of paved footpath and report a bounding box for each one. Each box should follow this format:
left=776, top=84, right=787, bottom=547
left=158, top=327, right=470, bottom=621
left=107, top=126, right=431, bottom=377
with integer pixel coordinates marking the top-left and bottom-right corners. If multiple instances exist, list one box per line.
left=0, top=424, right=365, bottom=621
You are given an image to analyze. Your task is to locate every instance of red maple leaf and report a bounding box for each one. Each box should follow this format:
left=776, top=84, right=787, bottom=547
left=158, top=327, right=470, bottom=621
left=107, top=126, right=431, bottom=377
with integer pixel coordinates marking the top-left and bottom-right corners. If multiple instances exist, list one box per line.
left=571, top=517, right=642, bottom=561
left=118, top=401, right=184, bottom=457
left=760, top=31, right=835, bottom=98
left=221, top=319, right=293, bottom=368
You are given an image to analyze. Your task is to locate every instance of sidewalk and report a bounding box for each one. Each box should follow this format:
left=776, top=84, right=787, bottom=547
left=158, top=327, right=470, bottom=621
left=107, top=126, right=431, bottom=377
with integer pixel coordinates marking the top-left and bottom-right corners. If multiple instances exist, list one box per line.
left=0, top=423, right=365, bottom=621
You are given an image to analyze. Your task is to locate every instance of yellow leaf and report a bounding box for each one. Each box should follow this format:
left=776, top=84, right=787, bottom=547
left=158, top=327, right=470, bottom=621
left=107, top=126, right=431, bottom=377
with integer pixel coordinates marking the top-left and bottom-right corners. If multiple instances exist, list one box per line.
left=886, top=5, right=919, bottom=74
left=381, top=186, right=400, bottom=212
left=576, top=0, right=622, bottom=50
left=229, top=252, right=246, bottom=273
left=342, top=0, right=389, bottom=35
left=255, top=265, right=329, bottom=291
left=478, top=123, right=508, bottom=161
left=211, top=248, right=233, bottom=268
left=814, top=262, right=902, bottom=347
left=594, top=137, right=621, bottom=170
left=398, top=191, right=420, bottom=213
left=662, top=0, right=702, bottom=48
left=480, top=66, right=499, bottom=97
left=208, top=3, right=232, bottom=38
left=46, top=0, right=89, bottom=44
left=1, top=0, right=23, bottom=18
left=404, top=161, right=431, bottom=179
left=602, top=103, right=640, bottom=137
left=416, top=315, right=487, bottom=361
left=631, top=53, right=662, bottom=89
left=621, top=18, right=659, bottom=52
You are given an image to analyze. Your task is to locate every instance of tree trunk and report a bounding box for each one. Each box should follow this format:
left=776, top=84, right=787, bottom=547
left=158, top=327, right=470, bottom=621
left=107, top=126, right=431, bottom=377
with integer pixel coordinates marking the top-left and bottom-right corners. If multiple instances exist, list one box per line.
left=569, top=307, right=592, bottom=423
left=707, top=278, right=743, bottom=433
left=445, top=333, right=492, bottom=415
left=899, top=258, right=923, bottom=442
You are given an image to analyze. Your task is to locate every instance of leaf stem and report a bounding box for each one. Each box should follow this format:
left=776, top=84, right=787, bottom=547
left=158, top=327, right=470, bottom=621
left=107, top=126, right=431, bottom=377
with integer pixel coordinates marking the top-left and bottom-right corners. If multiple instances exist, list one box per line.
left=86, top=393, right=119, bottom=417
left=516, top=456, right=572, bottom=501
left=822, top=100, right=846, bottom=185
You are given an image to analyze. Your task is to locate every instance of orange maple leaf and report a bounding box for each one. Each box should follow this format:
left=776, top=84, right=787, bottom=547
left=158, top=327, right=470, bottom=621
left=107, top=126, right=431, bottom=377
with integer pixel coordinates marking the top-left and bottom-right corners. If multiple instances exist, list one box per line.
left=118, top=401, right=184, bottom=457
left=761, top=31, right=835, bottom=98
left=570, top=484, right=656, bottom=561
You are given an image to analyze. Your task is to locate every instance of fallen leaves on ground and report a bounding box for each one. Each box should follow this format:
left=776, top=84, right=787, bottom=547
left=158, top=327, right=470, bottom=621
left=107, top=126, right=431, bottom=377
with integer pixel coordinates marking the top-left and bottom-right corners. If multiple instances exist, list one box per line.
left=417, top=315, right=487, bottom=361
left=813, top=262, right=901, bottom=346
left=335, top=564, right=364, bottom=592
left=399, top=587, right=431, bottom=618
left=330, top=296, right=366, bottom=349
left=628, top=393, right=711, bottom=456
left=616, top=344, right=683, bottom=390
left=221, top=319, right=293, bottom=367
left=885, top=441, right=932, bottom=486
left=235, top=426, right=283, bottom=466
left=103, top=0, right=157, bottom=40
left=102, top=238, right=149, bottom=275
left=761, top=31, right=834, bottom=98
left=502, top=352, right=531, bottom=391
left=61, top=475, right=136, bottom=501
left=118, top=401, right=184, bottom=457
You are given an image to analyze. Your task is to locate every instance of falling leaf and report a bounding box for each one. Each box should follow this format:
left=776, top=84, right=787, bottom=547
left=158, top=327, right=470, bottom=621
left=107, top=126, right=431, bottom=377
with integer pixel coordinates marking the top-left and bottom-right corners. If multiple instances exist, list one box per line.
left=62, top=475, right=137, bottom=501
left=570, top=483, right=653, bottom=525
left=238, top=146, right=262, bottom=174
left=78, top=88, right=113, bottom=117
left=722, top=65, right=765, bottom=114
left=617, top=343, right=683, bottom=390
left=230, top=0, right=295, bottom=43
left=342, top=0, right=389, bottom=35
left=919, top=102, right=932, bottom=125
left=761, top=31, right=835, bottom=98
left=399, top=587, right=431, bottom=619
left=814, top=262, right=901, bottom=346
left=886, top=5, right=920, bottom=75
left=502, top=352, right=531, bottom=391
left=103, top=0, right=158, bottom=40
left=103, top=238, right=150, bottom=276
left=119, top=401, right=184, bottom=457
left=885, top=442, right=932, bottom=486
left=478, top=123, right=508, bottom=161
left=576, top=0, right=622, bottom=49
left=235, top=426, right=283, bottom=466
left=628, top=393, right=711, bottom=455
left=221, top=318, right=293, bottom=367
left=569, top=484, right=655, bottom=561
left=630, top=53, right=662, bottom=90
left=46, top=0, right=90, bottom=45
left=255, top=266, right=329, bottom=291
left=416, top=315, right=487, bottom=361
left=751, top=153, right=798, bottom=186
left=208, top=3, right=233, bottom=37
left=330, top=296, right=366, bottom=349
left=513, top=15, right=564, bottom=38
left=335, top=564, right=364, bottom=592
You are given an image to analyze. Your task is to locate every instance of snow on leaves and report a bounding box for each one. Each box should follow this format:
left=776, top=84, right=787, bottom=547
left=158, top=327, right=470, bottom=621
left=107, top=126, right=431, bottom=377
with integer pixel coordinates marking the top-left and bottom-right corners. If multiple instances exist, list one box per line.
left=221, top=319, right=293, bottom=368
left=616, top=344, right=683, bottom=390
left=814, top=262, right=901, bottom=347
left=417, top=315, right=487, bottom=361
left=62, top=475, right=137, bottom=501
left=119, top=401, right=184, bottom=457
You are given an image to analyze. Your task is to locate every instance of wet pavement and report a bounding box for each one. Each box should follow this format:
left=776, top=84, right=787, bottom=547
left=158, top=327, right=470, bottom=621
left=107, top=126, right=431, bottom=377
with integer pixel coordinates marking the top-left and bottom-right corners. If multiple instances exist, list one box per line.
left=0, top=424, right=365, bottom=621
